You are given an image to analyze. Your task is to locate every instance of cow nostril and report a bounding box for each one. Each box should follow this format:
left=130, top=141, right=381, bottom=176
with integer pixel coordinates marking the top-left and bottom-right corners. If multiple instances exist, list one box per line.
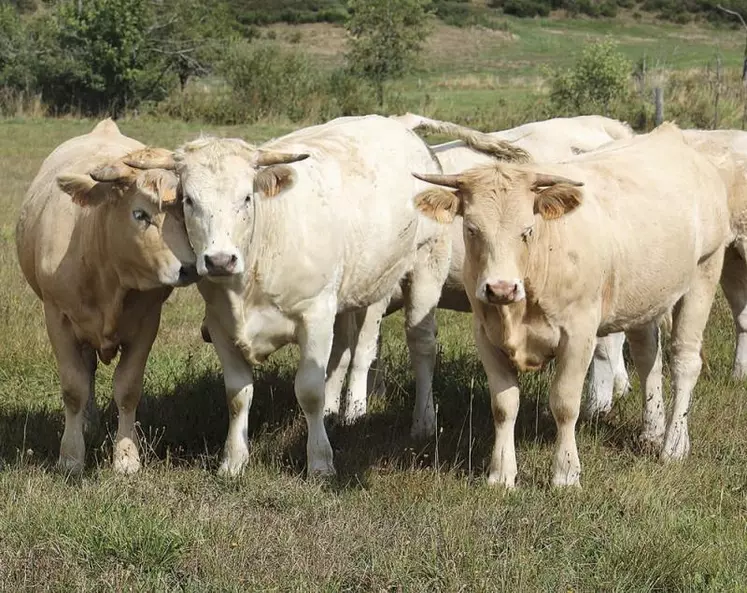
left=228, top=254, right=238, bottom=266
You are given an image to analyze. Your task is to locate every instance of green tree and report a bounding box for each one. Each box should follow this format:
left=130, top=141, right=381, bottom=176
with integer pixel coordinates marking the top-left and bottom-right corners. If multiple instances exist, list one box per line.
left=548, top=39, right=631, bottom=116
left=345, top=0, right=432, bottom=106
left=38, top=0, right=162, bottom=116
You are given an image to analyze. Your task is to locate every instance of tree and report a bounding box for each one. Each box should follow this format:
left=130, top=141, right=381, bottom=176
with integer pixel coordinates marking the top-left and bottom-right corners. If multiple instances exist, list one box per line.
left=345, top=0, right=432, bottom=106
left=548, top=39, right=631, bottom=116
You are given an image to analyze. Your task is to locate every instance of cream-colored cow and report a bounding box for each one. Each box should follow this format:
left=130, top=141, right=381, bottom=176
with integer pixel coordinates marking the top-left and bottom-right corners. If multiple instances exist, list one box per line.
left=326, top=114, right=635, bottom=422
left=412, top=123, right=731, bottom=487
left=15, top=119, right=196, bottom=474
left=585, top=129, right=747, bottom=423
left=125, top=115, right=525, bottom=476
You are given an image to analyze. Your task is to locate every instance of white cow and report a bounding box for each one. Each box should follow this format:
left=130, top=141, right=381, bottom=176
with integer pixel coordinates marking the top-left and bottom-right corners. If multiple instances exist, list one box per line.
left=124, top=115, right=528, bottom=476
left=15, top=119, right=196, bottom=474
left=326, top=114, right=635, bottom=421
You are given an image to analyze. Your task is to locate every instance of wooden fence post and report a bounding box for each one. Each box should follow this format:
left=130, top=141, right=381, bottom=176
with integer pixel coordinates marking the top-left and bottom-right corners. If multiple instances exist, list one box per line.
left=654, top=87, right=664, bottom=126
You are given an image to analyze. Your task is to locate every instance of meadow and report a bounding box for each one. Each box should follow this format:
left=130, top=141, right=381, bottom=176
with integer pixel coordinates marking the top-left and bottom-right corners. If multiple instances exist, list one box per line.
left=1, top=16, right=747, bottom=592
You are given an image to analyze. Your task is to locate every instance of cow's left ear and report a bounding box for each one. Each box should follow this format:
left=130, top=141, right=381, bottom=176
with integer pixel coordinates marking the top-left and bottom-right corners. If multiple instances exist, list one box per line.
left=254, top=165, right=296, bottom=198
left=531, top=174, right=583, bottom=220
left=533, top=184, right=583, bottom=220
left=57, top=174, right=114, bottom=207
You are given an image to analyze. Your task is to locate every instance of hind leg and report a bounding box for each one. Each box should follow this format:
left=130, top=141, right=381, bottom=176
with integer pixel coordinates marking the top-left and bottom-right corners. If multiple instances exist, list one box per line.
left=720, top=244, right=747, bottom=379
left=403, top=234, right=450, bottom=440
left=625, top=322, right=665, bottom=450
left=344, top=298, right=388, bottom=424
left=662, top=248, right=724, bottom=462
left=324, top=312, right=355, bottom=418
left=586, top=332, right=628, bottom=417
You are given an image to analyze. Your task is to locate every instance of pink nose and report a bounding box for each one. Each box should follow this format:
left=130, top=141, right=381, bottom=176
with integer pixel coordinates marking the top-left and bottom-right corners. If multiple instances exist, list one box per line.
left=485, top=280, right=519, bottom=302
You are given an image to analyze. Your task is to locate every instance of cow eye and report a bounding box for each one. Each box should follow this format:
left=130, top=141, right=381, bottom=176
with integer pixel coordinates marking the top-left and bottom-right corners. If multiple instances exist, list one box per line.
left=244, top=194, right=252, bottom=205
left=132, top=209, right=151, bottom=225
left=465, top=222, right=479, bottom=237
left=521, top=225, right=534, bottom=242
left=183, top=195, right=193, bottom=208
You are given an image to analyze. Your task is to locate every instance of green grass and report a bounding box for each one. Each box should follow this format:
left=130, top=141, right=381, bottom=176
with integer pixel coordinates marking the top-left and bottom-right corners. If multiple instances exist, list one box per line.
left=2, top=21, right=747, bottom=588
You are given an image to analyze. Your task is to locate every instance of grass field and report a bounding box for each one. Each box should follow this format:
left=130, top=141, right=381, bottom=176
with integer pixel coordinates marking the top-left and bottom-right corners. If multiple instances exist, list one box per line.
left=2, top=16, right=747, bottom=592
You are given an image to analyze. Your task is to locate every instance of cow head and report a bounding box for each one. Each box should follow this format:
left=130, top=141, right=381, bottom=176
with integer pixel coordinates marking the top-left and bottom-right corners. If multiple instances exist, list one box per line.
left=56, top=148, right=197, bottom=290
left=412, top=166, right=583, bottom=305
left=123, top=138, right=309, bottom=280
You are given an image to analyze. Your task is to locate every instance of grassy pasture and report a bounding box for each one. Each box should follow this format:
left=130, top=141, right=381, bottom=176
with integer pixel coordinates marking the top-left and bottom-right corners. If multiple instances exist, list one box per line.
left=2, top=18, right=747, bottom=592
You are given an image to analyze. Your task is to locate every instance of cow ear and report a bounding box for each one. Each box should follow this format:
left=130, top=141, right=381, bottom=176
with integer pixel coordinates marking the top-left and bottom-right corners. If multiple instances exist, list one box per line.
left=253, top=165, right=296, bottom=198
left=57, top=174, right=114, bottom=207
left=532, top=184, right=583, bottom=220
left=414, top=187, right=463, bottom=223
left=136, top=170, right=179, bottom=205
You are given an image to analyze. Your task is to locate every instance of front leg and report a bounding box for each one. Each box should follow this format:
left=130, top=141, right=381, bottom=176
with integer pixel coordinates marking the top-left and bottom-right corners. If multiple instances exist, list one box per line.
left=550, top=325, right=597, bottom=487
left=297, top=302, right=337, bottom=477
left=207, top=315, right=254, bottom=477
left=110, top=307, right=162, bottom=474
left=44, top=302, right=97, bottom=474
left=475, top=323, right=520, bottom=488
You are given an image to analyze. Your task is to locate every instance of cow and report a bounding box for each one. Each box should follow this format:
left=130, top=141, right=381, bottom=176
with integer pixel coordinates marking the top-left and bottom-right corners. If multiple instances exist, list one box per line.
left=15, top=119, right=196, bottom=475
left=585, top=129, right=747, bottom=422
left=124, top=114, right=529, bottom=476
left=411, top=123, right=731, bottom=487
left=325, top=114, right=635, bottom=423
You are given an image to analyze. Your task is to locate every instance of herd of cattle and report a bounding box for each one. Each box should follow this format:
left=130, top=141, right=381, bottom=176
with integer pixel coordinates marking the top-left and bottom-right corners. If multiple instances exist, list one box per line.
left=14, top=112, right=747, bottom=488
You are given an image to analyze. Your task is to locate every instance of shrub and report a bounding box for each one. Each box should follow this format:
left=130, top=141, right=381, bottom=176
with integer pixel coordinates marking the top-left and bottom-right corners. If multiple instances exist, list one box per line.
left=547, top=39, right=632, bottom=116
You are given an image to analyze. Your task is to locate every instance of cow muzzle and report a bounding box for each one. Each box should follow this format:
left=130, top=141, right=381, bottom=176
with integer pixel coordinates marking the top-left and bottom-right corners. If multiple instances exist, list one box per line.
left=203, top=252, right=241, bottom=277
left=480, top=278, right=526, bottom=305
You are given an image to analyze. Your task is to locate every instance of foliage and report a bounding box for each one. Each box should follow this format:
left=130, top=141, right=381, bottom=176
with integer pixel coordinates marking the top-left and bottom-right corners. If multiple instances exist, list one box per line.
left=346, top=0, right=433, bottom=106
left=547, top=39, right=632, bottom=116
left=228, top=0, right=348, bottom=26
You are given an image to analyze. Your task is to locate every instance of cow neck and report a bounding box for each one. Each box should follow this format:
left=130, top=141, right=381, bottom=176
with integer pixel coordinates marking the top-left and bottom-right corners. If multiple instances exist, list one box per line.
left=76, top=204, right=128, bottom=348
left=241, top=190, right=292, bottom=299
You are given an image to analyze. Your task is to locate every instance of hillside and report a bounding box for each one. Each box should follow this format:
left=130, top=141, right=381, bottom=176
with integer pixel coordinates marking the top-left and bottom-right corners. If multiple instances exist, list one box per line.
left=224, top=0, right=747, bottom=26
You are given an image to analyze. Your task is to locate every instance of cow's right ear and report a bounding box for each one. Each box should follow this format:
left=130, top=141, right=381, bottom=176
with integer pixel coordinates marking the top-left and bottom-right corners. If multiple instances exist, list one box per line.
left=57, top=174, right=113, bottom=207
left=414, top=187, right=463, bottom=223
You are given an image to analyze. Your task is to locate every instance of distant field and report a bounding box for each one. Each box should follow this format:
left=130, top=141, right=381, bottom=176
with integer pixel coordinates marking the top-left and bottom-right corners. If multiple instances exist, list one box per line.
left=2, top=14, right=747, bottom=590
left=265, top=18, right=744, bottom=125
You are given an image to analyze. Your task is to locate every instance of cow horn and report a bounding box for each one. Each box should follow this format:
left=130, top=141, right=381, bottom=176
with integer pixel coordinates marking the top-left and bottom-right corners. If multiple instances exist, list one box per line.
left=123, top=147, right=176, bottom=171
left=89, top=161, right=135, bottom=183
left=532, top=173, right=584, bottom=188
left=255, top=150, right=310, bottom=167
left=412, top=172, right=460, bottom=189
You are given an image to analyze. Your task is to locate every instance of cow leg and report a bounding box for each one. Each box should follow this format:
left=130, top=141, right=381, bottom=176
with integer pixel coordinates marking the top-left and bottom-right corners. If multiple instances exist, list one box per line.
left=586, top=332, right=628, bottom=417
left=475, top=325, right=520, bottom=488
left=44, top=302, right=95, bottom=474
left=404, top=238, right=450, bottom=440
left=208, top=317, right=254, bottom=477
left=110, top=307, right=161, bottom=474
left=720, top=245, right=747, bottom=379
left=662, top=249, right=723, bottom=462
left=297, top=306, right=336, bottom=477
left=324, top=312, right=356, bottom=418
left=550, top=325, right=597, bottom=487
left=344, top=298, right=388, bottom=424
left=625, top=322, right=665, bottom=450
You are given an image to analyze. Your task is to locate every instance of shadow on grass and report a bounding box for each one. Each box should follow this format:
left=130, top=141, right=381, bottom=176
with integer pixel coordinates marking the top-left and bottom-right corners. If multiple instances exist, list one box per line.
left=0, top=345, right=646, bottom=485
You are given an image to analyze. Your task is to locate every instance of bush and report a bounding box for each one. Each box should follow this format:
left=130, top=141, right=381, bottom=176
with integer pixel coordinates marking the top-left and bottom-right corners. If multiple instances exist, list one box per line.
left=498, top=0, right=550, bottom=17
left=547, top=39, right=632, bottom=116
